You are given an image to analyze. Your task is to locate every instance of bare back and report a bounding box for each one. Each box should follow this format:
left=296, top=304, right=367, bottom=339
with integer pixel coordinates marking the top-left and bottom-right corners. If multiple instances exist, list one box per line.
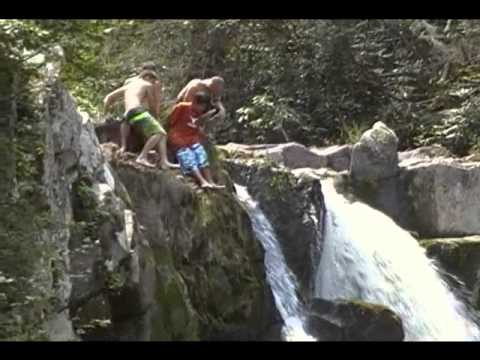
left=178, top=79, right=211, bottom=102
left=124, top=78, right=154, bottom=114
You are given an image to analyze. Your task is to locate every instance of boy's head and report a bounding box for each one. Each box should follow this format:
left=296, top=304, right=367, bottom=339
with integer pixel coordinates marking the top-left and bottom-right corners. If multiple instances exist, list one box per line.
left=139, top=70, right=159, bottom=84
left=141, top=61, right=157, bottom=72
left=208, top=76, right=224, bottom=97
left=192, top=91, right=212, bottom=113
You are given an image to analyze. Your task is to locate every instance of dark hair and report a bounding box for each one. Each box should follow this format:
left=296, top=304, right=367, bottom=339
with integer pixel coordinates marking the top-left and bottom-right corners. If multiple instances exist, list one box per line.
left=193, top=91, right=212, bottom=107
left=139, top=70, right=159, bottom=81
left=141, top=62, right=157, bottom=72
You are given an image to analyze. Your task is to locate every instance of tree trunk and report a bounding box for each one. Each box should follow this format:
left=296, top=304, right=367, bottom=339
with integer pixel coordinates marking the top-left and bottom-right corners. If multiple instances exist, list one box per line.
left=0, top=57, right=17, bottom=201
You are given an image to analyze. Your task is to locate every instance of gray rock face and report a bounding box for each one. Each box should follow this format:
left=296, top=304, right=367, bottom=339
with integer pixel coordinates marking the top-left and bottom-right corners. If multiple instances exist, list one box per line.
left=40, top=77, right=149, bottom=340
left=306, top=298, right=404, bottom=341
left=220, top=142, right=327, bottom=169
left=398, top=145, right=451, bottom=166
left=350, top=121, right=399, bottom=183
left=310, top=145, right=352, bottom=172
left=401, top=159, right=480, bottom=237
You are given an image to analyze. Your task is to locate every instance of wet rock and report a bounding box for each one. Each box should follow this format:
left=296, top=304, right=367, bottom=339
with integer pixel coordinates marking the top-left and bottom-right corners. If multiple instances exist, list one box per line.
left=225, top=159, right=326, bottom=301
left=306, top=298, right=404, bottom=341
left=420, top=236, right=480, bottom=308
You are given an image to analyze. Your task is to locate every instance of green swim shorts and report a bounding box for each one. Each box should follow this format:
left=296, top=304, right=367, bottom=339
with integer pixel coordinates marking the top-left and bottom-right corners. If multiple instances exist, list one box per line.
left=126, top=108, right=165, bottom=139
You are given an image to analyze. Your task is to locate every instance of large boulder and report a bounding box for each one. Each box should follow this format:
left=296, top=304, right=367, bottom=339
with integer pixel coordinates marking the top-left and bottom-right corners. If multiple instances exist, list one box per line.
left=401, top=159, right=480, bottom=237
left=350, top=121, right=399, bottom=183
left=306, top=298, right=404, bottom=341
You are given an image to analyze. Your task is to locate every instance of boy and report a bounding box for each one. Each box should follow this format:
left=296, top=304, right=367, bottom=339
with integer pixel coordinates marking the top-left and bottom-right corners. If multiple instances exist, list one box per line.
left=103, top=70, right=178, bottom=169
left=168, top=92, right=225, bottom=189
left=176, top=76, right=225, bottom=122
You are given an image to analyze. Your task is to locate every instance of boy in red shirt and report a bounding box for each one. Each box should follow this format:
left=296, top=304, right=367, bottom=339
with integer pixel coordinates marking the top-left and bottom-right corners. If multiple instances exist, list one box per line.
left=168, top=92, right=225, bottom=189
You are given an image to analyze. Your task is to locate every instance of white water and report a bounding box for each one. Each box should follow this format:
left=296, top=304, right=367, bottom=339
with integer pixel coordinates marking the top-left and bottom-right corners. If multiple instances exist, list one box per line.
left=234, top=184, right=316, bottom=341
left=316, top=180, right=480, bottom=341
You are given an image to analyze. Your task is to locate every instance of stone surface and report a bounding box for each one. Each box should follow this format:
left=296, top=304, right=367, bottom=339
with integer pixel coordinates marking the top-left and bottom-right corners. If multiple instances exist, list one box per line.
left=310, top=144, right=352, bottom=172
left=398, top=145, right=451, bottom=166
left=219, top=142, right=327, bottom=170
left=401, top=159, right=480, bottom=237
left=306, top=298, right=404, bottom=341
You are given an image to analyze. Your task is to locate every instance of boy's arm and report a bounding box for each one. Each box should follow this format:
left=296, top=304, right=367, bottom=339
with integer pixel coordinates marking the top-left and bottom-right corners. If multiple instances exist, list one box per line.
left=195, top=101, right=225, bottom=127
left=103, top=86, right=126, bottom=111
left=211, top=100, right=226, bottom=122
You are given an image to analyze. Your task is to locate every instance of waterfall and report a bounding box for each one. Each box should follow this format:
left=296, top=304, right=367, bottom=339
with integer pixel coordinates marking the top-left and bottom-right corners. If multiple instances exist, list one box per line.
left=234, top=184, right=316, bottom=341
left=316, top=179, right=480, bottom=341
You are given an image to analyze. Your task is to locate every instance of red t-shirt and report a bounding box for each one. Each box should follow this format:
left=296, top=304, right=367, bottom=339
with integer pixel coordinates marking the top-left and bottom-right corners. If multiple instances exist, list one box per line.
left=168, top=102, right=202, bottom=151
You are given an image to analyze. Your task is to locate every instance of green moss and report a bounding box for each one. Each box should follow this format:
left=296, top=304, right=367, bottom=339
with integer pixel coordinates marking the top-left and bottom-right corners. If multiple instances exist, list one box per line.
left=150, top=246, right=199, bottom=340
left=266, top=169, right=297, bottom=201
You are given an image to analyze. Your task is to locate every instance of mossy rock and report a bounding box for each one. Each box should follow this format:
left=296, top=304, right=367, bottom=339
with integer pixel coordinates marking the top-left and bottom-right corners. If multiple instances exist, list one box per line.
left=307, top=298, right=404, bottom=341
left=420, top=236, right=480, bottom=307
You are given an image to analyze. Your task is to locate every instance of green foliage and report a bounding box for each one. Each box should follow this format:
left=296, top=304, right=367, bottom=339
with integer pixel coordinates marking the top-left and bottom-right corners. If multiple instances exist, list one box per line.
left=339, top=121, right=371, bottom=144
left=236, top=93, right=303, bottom=143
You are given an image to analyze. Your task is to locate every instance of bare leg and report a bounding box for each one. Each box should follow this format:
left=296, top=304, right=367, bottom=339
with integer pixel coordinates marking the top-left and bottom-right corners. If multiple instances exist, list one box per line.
left=190, top=168, right=212, bottom=188
left=119, top=121, right=130, bottom=153
left=157, top=135, right=180, bottom=170
left=136, top=134, right=161, bottom=168
left=201, top=167, right=225, bottom=189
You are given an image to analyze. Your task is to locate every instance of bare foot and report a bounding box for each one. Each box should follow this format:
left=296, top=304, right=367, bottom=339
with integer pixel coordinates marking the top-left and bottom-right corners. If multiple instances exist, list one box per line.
left=136, top=157, right=156, bottom=168
left=160, top=161, right=180, bottom=169
left=200, top=182, right=214, bottom=189
left=209, top=183, right=226, bottom=190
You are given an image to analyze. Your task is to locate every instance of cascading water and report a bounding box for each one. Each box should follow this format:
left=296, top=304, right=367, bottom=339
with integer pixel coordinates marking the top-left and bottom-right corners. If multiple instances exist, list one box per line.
left=234, top=184, right=316, bottom=341
left=316, top=179, right=480, bottom=341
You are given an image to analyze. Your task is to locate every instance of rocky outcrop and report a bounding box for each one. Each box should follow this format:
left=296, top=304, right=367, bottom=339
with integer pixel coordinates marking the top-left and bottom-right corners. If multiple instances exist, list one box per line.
left=40, top=72, right=155, bottom=340
left=306, top=298, right=404, bottom=341
left=420, top=236, right=480, bottom=308
left=225, top=158, right=326, bottom=302
left=104, top=147, right=277, bottom=340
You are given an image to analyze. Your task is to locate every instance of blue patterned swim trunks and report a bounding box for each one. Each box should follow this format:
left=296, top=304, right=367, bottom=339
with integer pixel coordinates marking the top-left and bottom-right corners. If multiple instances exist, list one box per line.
left=176, top=143, right=209, bottom=175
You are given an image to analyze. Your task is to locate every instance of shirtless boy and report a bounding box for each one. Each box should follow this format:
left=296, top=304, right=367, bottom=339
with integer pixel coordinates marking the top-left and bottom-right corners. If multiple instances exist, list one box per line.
left=103, top=70, right=178, bottom=169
